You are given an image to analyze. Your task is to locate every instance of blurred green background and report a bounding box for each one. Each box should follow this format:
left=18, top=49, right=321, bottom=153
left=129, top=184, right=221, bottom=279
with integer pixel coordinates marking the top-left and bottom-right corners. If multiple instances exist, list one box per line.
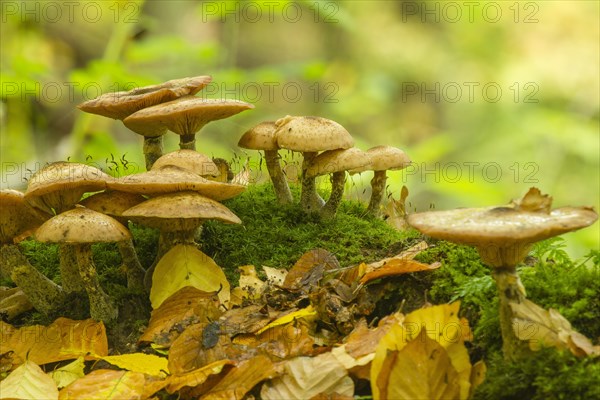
left=1, top=0, right=598, bottom=257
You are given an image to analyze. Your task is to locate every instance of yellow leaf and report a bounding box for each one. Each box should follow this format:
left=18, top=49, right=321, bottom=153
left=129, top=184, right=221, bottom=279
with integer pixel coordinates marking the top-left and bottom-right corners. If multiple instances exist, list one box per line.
left=151, top=245, right=230, bottom=309
left=255, top=306, right=317, bottom=335
left=238, top=265, right=266, bottom=299
left=0, top=359, right=59, bottom=400
left=375, top=330, right=461, bottom=400
left=202, top=355, right=276, bottom=399
left=165, top=360, right=232, bottom=393
left=101, top=353, right=169, bottom=376
left=262, top=266, right=287, bottom=286
left=59, top=369, right=145, bottom=400
left=49, top=357, right=85, bottom=389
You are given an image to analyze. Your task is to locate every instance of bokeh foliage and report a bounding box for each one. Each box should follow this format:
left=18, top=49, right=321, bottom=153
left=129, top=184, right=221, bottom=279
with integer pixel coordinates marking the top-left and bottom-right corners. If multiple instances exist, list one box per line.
left=1, top=0, right=598, bottom=256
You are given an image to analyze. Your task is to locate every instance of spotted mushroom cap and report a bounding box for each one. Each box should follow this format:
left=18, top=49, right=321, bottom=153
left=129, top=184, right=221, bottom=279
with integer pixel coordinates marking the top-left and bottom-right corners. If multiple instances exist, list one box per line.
left=305, top=148, right=372, bottom=178
left=123, top=191, right=241, bottom=232
left=238, top=121, right=279, bottom=151
left=275, top=116, right=354, bottom=153
left=123, top=96, right=255, bottom=137
left=107, top=165, right=245, bottom=201
left=151, top=150, right=219, bottom=177
left=407, top=188, right=598, bottom=267
left=77, top=76, right=212, bottom=120
left=35, top=206, right=131, bottom=244
left=24, top=162, right=111, bottom=214
left=79, top=191, right=146, bottom=225
left=350, top=146, right=411, bottom=174
left=0, top=190, right=51, bottom=244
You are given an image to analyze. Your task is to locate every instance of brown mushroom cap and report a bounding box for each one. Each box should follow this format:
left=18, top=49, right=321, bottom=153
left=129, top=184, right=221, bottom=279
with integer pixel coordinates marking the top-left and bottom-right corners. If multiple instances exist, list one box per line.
left=24, top=162, right=111, bottom=213
left=77, top=76, right=213, bottom=120
left=107, top=165, right=245, bottom=201
left=151, top=150, right=219, bottom=177
left=79, top=191, right=146, bottom=220
left=305, top=148, right=372, bottom=178
left=275, top=116, right=354, bottom=152
left=123, top=96, right=255, bottom=137
left=35, top=206, right=131, bottom=244
left=123, top=191, right=241, bottom=232
left=350, top=146, right=411, bottom=174
left=238, top=121, right=278, bottom=151
left=0, top=190, right=51, bottom=244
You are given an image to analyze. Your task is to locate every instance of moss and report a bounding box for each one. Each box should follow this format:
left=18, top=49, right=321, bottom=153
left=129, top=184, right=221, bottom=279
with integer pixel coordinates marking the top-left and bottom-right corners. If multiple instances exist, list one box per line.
left=473, top=348, right=600, bottom=400
left=201, top=183, right=418, bottom=283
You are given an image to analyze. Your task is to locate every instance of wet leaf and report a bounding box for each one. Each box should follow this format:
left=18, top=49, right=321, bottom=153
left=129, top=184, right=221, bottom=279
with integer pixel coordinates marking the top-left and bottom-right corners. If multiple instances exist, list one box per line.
left=59, top=369, right=145, bottom=400
left=0, top=359, right=59, bottom=400
left=1, top=318, right=108, bottom=366
left=151, top=244, right=230, bottom=309
left=261, top=353, right=354, bottom=399
left=49, top=357, right=85, bottom=389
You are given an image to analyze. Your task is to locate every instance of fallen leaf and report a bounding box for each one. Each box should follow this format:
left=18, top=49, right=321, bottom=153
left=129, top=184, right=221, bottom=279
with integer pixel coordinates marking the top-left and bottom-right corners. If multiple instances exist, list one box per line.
left=101, top=353, right=169, bottom=377
left=263, top=266, right=287, bottom=286
left=261, top=353, right=354, bottom=399
left=49, top=357, right=85, bottom=389
left=238, top=265, right=266, bottom=299
left=469, top=360, right=487, bottom=398
left=219, top=304, right=274, bottom=336
left=165, top=360, right=233, bottom=393
left=139, top=286, right=222, bottom=346
left=282, top=249, right=340, bottom=291
left=59, top=369, right=145, bottom=400
left=151, top=244, right=230, bottom=309
left=202, top=355, right=277, bottom=399
left=360, top=259, right=440, bottom=284
left=1, top=318, right=108, bottom=366
left=256, top=306, right=317, bottom=335
left=0, top=359, right=59, bottom=400
left=374, top=330, right=461, bottom=400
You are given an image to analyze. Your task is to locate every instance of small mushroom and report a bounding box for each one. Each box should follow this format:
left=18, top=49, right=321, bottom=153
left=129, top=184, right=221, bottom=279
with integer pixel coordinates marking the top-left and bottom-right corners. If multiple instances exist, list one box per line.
left=35, top=206, right=132, bottom=322
left=122, top=191, right=241, bottom=290
left=80, top=191, right=147, bottom=290
left=151, top=149, right=220, bottom=178
left=238, top=121, right=293, bottom=204
left=275, top=116, right=354, bottom=212
left=305, top=148, right=371, bottom=218
left=123, top=96, right=254, bottom=151
left=407, top=188, right=598, bottom=360
left=0, top=190, right=64, bottom=315
left=78, top=76, right=212, bottom=170
left=350, top=146, right=411, bottom=217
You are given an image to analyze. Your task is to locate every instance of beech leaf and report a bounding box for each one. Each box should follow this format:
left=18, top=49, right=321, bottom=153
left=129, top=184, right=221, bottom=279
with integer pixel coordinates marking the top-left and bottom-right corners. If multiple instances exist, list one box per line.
left=0, top=359, right=59, bottom=400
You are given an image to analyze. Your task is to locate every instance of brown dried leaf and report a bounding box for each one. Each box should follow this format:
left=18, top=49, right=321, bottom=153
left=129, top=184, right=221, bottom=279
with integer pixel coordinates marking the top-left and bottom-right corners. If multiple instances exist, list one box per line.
left=139, top=286, right=222, bottom=346
left=167, top=323, right=232, bottom=374
left=202, top=355, right=277, bottom=399
left=59, top=369, right=145, bottom=400
left=1, top=318, right=107, bottom=366
left=360, top=259, right=440, bottom=284
left=282, top=249, right=340, bottom=291
left=219, top=304, right=274, bottom=336
left=165, top=360, right=233, bottom=394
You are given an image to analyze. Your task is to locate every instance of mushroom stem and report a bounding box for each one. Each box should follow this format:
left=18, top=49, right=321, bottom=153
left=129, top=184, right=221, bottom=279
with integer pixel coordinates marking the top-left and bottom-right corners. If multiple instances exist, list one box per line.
left=143, top=136, right=164, bottom=170
left=180, top=134, right=196, bottom=151
left=0, top=244, right=64, bottom=315
left=144, top=228, right=198, bottom=290
left=367, top=170, right=388, bottom=216
left=74, top=245, right=118, bottom=322
left=264, top=149, right=293, bottom=204
left=301, top=152, right=325, bottom=212
left=321, top=171, right=346, bottom=219
left=491, top=266, right=530, bottom=360
left=59, top=244, right=86, bottom=294
left=117, top=239, right=146, bottom=290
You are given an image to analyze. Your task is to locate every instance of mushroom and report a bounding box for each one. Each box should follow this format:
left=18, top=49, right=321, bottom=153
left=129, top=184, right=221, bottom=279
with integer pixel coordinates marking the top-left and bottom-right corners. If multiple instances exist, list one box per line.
left=238, top=121, right=293, bottom=204
left=305, top=148, right=371, bottom=218
left=24, top=162, right=111, bottom=294
left=0, top=190, right=64, bottom=315
left=122, top=191, right=241, bottom=290
left=35, top=206, right=132, bottom=322
left=407, top=188, right=598, bottom=360
left=78, top=76, right=212, bottom=170
left=349, top=146, right=411, bottom=217
left=123, top=96, right=254, bottom=151
left=275, top=116, right=354, bottom=212
left=79, top=191, right=147, bottom=290
left=151, top=149, right=220, bottom=178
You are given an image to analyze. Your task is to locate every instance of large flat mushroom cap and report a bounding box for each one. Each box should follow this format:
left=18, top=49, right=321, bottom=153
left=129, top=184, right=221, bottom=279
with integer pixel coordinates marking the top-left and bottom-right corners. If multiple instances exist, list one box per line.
left=0, top=190, right=51, bottom=243
left=238, top=121, right=278, bottom=151
left=275, top=116, right=354, bottom=152
left=123, top=96, right=255, bottom=136
left=123, top=191, right=241, bottom=231
left=35, top=206, right=131, bottom=243
left=151, top=150, right=219, bottom=177
left=351, top=146, right=411, bottom=173
left=305, top=148, right=371, bottom=178
left=407, top=205, right=598, bottom=247
left=79, top=191, right=146, bottom=218
left=77, top=75, right=213, bottom=120
left=107, top=166, right=245, bottom=201
left=25, top=162, right=111, bottom=199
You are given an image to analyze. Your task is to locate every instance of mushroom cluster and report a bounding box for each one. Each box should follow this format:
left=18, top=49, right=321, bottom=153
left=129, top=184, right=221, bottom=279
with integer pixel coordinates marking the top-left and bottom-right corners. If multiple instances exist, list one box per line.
left=239, top=116, right=411, bottom=218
